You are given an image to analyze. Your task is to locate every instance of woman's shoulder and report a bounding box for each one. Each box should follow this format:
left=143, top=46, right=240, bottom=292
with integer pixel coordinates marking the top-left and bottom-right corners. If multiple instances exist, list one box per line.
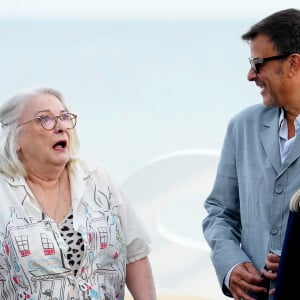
left=71, top=159, right=117, bottom=186
left=75, top=159, right=107, bottom=173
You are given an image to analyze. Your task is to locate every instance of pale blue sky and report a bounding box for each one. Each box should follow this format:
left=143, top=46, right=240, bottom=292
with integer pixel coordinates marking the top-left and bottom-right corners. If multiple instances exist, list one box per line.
left=0, top=0, right=299, bottom=19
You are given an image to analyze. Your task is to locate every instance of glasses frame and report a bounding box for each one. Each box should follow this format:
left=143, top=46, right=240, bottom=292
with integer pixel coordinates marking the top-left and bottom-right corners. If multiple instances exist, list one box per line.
left=18, top=112, right=77, bottom=130
left=249, top=54, right=291, bottom=73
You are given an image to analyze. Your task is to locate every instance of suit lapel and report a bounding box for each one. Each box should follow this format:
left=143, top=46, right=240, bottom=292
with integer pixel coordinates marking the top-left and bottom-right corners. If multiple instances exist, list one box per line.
left=280, top=131, right=300, bottom=174
left=260, top=108, right=300, bottom=176
left=260, top=109, right=281, bottom=174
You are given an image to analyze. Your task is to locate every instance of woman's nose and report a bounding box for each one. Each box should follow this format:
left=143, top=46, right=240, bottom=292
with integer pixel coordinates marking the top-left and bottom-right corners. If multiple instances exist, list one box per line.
left=54, top=116, right=67, bottom=131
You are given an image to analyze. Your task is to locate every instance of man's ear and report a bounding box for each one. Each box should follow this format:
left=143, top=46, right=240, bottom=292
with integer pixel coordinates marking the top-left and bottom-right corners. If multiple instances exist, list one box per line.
left=288, top=53, right=300, bottom=76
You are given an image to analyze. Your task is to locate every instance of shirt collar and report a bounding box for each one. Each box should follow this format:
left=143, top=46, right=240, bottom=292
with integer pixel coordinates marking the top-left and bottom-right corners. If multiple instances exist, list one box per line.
left=279, top=108, right=284, bottom=128
left=279, top=108, right=300, bottom=130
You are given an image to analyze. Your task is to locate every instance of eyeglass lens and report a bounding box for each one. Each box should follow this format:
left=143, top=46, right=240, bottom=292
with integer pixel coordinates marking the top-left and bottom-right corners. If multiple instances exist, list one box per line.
left=40, top=113, right=77, bottom=130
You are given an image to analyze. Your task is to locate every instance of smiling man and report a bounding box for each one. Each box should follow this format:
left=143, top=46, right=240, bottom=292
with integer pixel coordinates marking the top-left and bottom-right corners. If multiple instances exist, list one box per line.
left=202, top=8, right=300, bottom=300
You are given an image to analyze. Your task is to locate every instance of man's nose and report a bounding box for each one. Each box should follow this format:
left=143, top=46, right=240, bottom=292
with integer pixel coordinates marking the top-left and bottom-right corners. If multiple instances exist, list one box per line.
left=247, top=67, right=257, bottom=81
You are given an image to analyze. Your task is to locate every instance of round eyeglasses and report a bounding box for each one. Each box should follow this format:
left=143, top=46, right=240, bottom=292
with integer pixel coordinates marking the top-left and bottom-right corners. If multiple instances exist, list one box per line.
left=18, top=113, right=77, bottom=130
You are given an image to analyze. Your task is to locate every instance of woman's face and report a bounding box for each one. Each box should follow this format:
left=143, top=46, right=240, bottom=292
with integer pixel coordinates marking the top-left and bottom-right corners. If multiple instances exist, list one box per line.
left=17, top=93, right=73, bottom=173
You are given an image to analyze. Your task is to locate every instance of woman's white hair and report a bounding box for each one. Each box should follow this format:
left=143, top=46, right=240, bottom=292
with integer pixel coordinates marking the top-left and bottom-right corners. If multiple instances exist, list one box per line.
left=0, top=86, right=80, bottom=177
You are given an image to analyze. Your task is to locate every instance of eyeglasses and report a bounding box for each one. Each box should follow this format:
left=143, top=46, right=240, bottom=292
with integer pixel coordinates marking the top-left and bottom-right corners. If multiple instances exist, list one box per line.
left=249, top=54, right=291, bottom=73
left=19, top=112, right=77, bottom=130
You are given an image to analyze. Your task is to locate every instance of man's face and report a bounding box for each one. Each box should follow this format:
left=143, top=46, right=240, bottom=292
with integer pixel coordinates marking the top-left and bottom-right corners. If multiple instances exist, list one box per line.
left=247, top=34, right=288, bottom=108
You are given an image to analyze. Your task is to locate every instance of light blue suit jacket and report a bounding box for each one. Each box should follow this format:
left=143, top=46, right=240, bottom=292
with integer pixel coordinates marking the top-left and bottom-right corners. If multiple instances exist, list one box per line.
left=202, top=103, right=300, bottom=298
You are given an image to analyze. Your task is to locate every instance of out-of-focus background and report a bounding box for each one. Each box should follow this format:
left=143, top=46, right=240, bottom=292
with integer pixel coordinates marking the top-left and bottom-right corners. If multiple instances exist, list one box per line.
left=1, top=1, right=299, bottom=299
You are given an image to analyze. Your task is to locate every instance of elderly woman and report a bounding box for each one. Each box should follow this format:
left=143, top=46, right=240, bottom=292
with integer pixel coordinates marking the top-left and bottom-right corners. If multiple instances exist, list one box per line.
left=0, top=86, right=156, bottom=300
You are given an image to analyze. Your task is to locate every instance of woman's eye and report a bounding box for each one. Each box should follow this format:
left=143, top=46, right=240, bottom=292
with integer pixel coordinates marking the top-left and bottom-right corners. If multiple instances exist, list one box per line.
left=61, top=113, right=72, bottom=121
left=41, top=115, right=52, bottom=122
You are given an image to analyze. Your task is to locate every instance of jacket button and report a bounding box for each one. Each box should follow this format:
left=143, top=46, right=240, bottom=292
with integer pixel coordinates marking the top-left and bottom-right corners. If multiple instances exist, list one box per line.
left=274, top=185, right=283, bottom=194
left=269, top=226, right=278, bottom=235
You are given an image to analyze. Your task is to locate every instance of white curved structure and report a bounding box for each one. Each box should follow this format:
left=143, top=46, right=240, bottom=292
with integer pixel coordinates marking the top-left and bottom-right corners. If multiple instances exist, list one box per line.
left=121, top=149, right=227, bottom=300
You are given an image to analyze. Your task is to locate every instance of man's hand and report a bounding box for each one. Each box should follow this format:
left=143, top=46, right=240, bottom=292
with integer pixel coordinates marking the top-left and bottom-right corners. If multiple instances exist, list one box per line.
left=261, top=251, right=281, bottom=295
left=229, top=262, right=267, bottom=300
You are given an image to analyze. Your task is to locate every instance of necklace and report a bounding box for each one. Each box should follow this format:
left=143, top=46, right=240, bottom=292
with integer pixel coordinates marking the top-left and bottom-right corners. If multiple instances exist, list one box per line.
left=27, top=175, right=69, bottom=254
left=28, top=176, right=61, bottom=222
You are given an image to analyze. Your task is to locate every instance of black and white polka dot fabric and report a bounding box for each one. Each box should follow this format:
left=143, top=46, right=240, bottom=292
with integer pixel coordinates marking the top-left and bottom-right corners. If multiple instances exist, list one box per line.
left=58, top=211, right=84, bottom=276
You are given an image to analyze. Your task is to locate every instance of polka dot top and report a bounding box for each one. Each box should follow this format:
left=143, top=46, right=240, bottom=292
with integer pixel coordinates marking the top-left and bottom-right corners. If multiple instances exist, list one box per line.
left=58, top=210, right=85, bottom=276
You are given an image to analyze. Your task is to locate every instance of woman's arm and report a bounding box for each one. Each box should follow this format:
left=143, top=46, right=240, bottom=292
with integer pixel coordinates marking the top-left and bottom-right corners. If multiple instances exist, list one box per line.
left=126, top=256, right=157, bottom=300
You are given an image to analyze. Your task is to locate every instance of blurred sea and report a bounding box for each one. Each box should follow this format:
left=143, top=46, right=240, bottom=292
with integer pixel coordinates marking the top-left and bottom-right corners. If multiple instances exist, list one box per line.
left=0, top=18, right=259, bottom=181
left=0, top=18, right=261, bottom=299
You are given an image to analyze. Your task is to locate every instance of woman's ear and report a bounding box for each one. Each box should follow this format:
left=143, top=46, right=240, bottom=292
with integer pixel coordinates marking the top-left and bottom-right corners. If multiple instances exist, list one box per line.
left=15, top=140, right=21, bottom=151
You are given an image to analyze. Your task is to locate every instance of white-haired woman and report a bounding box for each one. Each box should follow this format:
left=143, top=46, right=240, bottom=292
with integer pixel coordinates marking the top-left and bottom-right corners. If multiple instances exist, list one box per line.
left=0, top=86, right=156, bottom=300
